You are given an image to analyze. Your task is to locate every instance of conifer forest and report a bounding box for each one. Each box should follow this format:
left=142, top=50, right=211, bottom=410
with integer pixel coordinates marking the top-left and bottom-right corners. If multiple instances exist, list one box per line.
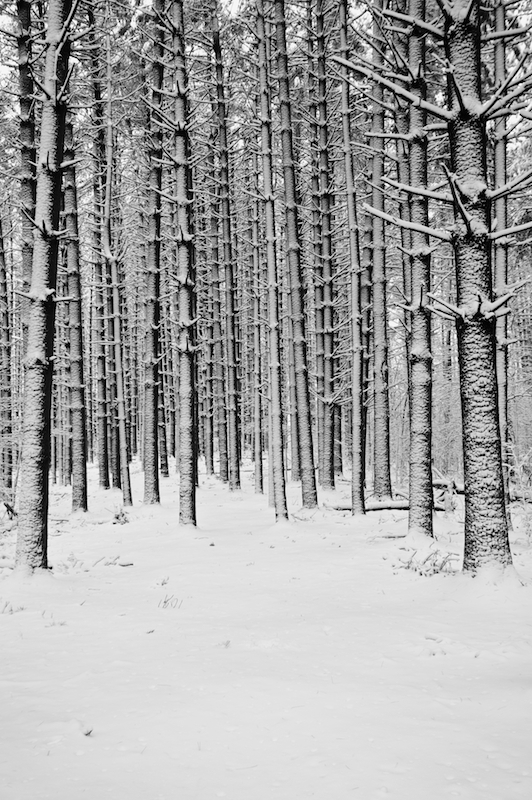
left=2, top=0, right=532, bottom=570
left=3, top=1, right=532, bottom=797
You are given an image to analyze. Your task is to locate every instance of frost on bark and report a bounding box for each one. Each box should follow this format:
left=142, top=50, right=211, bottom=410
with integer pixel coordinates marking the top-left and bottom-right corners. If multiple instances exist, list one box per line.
left=16, top=0, right=72, bottom=568
left=102, top=28, right=132, bottom=507
left=143, top=0, right=165, bottom=506
left=493, top=1, right=510, bottom=510
left=338, top=0, right=365, bottom=515
left=445, top=0, right=511, bottom=570
left=17, top=0, right=36, bottom=348
left=316, top=0, right=335, bottom=490
left=0, top=220, right=12, bottom=497
left=275, top=0, right=318, bottom=509
left=407, top=0, right=433, bottom=537
left=370, top=0, right=392, bottom=500
left=171, top=0, right=197, bottom=526
left=211, top=1, right=240, bottom=491
left=250, top=148, right=264, bottom=495
left=64, top=114, right=88, bottom=512
left=88, top=6, right=110, bottom=490
left=257, top=0, right=288, bottom=520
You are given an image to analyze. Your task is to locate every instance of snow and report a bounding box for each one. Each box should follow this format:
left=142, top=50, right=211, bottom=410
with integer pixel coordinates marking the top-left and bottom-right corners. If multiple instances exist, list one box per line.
left=1, top=462, right=532, bottom=799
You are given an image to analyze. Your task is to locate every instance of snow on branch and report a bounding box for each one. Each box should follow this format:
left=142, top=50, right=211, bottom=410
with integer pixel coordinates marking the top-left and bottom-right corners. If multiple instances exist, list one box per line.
left=331, top=56, right=454, bottom=122
left=362, top=202, right=453, bottom=242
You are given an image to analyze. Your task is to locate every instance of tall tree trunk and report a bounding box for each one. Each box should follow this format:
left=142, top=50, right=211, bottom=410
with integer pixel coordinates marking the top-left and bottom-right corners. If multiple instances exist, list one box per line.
left=250, top=149, right=264, bottom=495
left=211, top=1, right=240, bottom=490
left=0, top=220, right=13, bottom=498
left=338, top=0, right=365, bottom=515
left=171, top=0, right=197, bottom=525
left=445, top=0, right=511, bottom=571
left=275, top=0, right=318, bottom=508
left=16, top=0, right=72, bottom=568
left=88, top=6, right=110, bottom=490
left=103, top=28, right=132, bottom=507
left=64, top=114, right=88, bottom=512
left=407, top=0, right=433, bottom=537
left=370, top=0, right=392, bottom=500
left=143, top=0, right=165, bottom=505
left=17, top=0, right=36, bottom=350
left=316, top=0, right=335, bottom=490
left=493, top=1, right=510, bottom=512
left=257, top=0, right=288, bottom=519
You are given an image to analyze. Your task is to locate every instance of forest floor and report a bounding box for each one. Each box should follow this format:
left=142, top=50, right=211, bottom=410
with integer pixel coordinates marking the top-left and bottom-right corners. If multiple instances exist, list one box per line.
left=1, top=462, right=532, bottom=799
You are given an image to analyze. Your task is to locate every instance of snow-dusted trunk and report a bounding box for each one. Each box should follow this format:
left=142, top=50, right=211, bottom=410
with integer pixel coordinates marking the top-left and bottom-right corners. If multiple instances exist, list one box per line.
left=16, top=0, right=72, bottom=568
left=88, top=9, right=110, bottom=490
left=445, top=0, right=511, bottom=570
left=338, top=0, right=365, bottom=515
left=250, top=150, right=264, bottom=494
left=0, top=220, right=12, bottom=496
left=17, top=0, right=36, bottom=349
left=143, top=0, right=164, bottom=505
left=407, top=0, right=433, bottom=537
left=171, top=0, right=197, bottom=525
left=64, top=115, right=88, bottom=512
left=211, top=3, right=240, bottom=491
left=257, top=0, right=288, bottom=519
left=370, top=0, right=392, bottom=500
left=103, top=31, right=132, bottom=507
left=275, top=0, right=317, bottom=509
left=316, top=0, right=335, bottom=490
left=493, top=2, right=510, bottom=509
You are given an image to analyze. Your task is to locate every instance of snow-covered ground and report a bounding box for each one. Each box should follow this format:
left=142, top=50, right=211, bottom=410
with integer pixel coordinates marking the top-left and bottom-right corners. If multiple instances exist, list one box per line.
left=1, top=462, right=532, bottom=799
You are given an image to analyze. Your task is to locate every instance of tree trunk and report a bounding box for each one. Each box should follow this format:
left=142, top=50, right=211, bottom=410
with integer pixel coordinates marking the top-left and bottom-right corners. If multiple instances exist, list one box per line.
left=64, top=114, right=88, bottom=512
left=338, top=0, right=365, bottom=515
left=143, top=0, right=164, bottom=505
left=445, top=0, right=511, bottom=571
left=103, top=28, right=132, bottom=507
left=257, top=0, right=288, bottom=519
left=407, top=0, right=433, bottom=537
left=370, top=0, right=392, bottom=500
left=275, top=0, right=318, bottom=508
left=16, top=0, right=72, bottom=568
left=171, top=0, right=197, bottom=525
left=211, top=1, right=240, bottom=490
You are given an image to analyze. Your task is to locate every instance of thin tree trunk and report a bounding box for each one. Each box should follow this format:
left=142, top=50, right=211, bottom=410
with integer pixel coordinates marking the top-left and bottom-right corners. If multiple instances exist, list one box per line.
left=407, top=0, right=433, bottom=537
left=371, top=0, right=392, bottom=500
left=143, top=0, right=164, bottom=505
left=171, top=0, right=197, bottom=525
left=338, top=0, right=365, bottom=515
left=17, top=0, right=36, bottom=350
left=316, top=0, right=335, bottom=490
left=275, top=0, right=318, bottom=508
left=103, top=28, right=132, bottom=507
left=0, top=220, right=13, bottom=497
left=211, top=1, right=240, bottom=490
left=257, top=0, right=288, bottom=519
left=493, top=1, right=510, bottom=513
left=64, top=114, right=88, bottom=512
left=88, top=6, right=110, bottom=490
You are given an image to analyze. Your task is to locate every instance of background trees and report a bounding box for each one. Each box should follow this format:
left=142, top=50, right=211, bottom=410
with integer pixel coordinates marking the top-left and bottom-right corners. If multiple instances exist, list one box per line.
left=2, top=0, right=532, bottom=573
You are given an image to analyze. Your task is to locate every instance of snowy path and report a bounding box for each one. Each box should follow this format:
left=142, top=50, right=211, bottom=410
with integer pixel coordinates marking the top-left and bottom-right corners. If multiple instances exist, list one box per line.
left=1, top=466, right=532, bottom=799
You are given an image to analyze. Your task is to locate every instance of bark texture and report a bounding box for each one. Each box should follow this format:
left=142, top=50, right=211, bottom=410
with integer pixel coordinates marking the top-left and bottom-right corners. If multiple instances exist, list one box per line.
left=445, top=0, right=511, bottom=570
left=16, top=0, right=72, bottom=568
left=275, top=0, right=318, bottom=508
